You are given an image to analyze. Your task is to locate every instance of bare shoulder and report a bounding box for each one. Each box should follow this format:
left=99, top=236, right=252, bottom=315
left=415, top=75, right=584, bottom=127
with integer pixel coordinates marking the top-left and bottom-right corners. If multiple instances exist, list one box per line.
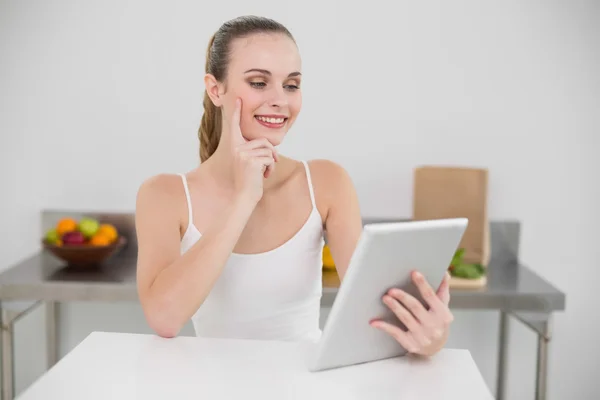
left=308, top=159, right=356, bottom=193
left=135, top=173, right=188, bottom=234
left=308, top=158, right=352, bottom=176
left=306, top=159, right=358, bottom=218
left=136, top=173, right=185, bottom=203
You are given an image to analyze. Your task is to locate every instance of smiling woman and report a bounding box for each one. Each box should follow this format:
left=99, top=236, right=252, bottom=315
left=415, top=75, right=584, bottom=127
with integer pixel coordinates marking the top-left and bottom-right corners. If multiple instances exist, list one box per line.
left=199, top=19, right=303, bottom=161
left=134, top=15, right=453, bottom=357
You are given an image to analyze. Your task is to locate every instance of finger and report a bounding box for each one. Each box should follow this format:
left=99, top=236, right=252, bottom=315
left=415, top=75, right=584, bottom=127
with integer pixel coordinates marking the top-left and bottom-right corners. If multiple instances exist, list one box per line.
left=239, top=138, right=279, bottom=164
left=411, top=271, right=454, bottom=325
left=370, top=320, right=420, bottom=353
left=388, top=288, right=433, bottom=328
left=254, top=156, right=275, bottom=178
left=410, top=271, right=447, bottom=314
left=437, top=272, right=451, bottom=306
left=230, top=98, right=246, bottom=146
left=242, top=148, right=274, bottom=159
left=254, top=156, right=275, bottom=167
left=382, top=295, right=431, bottom=348
left=264, top=160, right=275, bottom=178
left=240, top=138, right=276, bottom=153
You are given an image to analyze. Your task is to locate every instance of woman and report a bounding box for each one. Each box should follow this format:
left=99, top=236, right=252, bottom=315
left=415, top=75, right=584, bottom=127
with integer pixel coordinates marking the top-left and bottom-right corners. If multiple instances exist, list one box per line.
left=135, top=15, right=453, bottom=357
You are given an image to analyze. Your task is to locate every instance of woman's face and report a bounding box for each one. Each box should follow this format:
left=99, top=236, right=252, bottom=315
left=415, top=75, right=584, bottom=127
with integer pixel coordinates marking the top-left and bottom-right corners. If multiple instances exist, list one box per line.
left=209, top=33, right=302, bottom=146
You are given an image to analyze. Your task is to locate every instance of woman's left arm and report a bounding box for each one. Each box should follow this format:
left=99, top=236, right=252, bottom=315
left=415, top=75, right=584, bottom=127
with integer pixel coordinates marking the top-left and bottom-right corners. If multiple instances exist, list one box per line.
left=318, top=161, right=453, bottom=358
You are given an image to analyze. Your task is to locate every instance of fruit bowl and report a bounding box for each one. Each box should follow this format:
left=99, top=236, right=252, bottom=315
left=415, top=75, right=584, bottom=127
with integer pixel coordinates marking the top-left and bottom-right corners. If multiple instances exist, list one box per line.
left=42, top=236, right=127, bottom=267
left=42, top=216, right=127, bottom=267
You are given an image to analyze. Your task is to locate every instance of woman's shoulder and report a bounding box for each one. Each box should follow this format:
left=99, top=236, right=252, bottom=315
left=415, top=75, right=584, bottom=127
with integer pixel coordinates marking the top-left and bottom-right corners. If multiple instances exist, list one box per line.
left=279, top=157, right=352, bottom=188
left=305, top=158, right=350, bottom=178
left=306, top=159, right=354, bottom=187
left=135, top=172, right=190, bottom=213
left=137, top=173, right=186, bottom=197
left=135, top=172, right=192, bottom=234
left=304, top=158, right=358, bottom=203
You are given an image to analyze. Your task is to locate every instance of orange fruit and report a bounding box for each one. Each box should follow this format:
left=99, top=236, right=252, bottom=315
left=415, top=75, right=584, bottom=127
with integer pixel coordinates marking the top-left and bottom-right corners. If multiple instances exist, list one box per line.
left=97, top=224, right=118, bottom=242
left=90, top=233, right=111, bottom=246
left=322, top=244, right=336, bottom=269
left=56, top=218, right=78, bottom=236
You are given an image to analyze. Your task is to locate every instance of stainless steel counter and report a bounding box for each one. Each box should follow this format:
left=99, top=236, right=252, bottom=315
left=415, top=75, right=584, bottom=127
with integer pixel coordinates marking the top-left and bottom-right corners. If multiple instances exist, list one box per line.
left=0, top=245, right=564, bottom=310
left=0, top=211, right=565, bottom=400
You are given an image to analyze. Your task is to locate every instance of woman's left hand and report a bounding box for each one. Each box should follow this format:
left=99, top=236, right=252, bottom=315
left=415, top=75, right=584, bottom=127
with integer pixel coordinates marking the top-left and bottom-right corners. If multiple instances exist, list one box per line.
left=370, top=270, right=454, bottom=357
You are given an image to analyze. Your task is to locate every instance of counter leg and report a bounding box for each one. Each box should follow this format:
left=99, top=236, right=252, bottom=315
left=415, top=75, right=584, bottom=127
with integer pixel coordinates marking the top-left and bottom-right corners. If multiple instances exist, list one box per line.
left=1, top=307, right=15, bottom=400
left=45, top=302, right=58, bottom=368
left=510, top=312, right=552, bottom=400
left=535, top=318, right=551, bottom=400
left=496, top=311, right=509, bottom=400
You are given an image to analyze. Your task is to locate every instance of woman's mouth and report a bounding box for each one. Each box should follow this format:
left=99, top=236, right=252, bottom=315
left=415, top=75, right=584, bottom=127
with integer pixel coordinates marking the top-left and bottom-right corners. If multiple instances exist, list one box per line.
left=255, top=115, right=288, bottom=129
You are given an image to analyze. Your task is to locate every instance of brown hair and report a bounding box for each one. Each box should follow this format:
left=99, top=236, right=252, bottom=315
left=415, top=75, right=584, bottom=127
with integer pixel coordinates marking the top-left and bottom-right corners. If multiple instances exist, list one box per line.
left=198, top=15, right=296, bottom=162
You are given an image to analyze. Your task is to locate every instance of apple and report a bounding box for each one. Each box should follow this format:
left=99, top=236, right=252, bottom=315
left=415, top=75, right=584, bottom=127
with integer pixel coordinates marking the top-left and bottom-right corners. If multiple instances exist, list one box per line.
left=45, top=228, right=60, bottom=244
left=62, top=231, right=86, bottom=245
left=78, top=217, right=100, bottom=239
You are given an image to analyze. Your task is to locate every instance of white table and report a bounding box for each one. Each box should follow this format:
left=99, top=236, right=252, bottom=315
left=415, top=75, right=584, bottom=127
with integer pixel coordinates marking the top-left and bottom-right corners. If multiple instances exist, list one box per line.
left=16, top=331, right=493, bottom=400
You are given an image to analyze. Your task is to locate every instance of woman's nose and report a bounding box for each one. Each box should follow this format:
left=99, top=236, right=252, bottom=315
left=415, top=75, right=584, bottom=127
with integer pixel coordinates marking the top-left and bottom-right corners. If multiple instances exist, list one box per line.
left=267, top=86, right=288, bottom=108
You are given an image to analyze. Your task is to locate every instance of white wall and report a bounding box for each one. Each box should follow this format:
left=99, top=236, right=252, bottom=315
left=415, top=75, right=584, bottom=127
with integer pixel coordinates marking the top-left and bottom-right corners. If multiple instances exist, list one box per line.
left=1, top=0, right=598, bottom=398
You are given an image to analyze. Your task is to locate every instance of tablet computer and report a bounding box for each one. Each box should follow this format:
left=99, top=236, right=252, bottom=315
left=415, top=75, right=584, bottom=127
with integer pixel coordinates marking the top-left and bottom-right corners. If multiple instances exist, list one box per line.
left=306, top=218, right=468, bottom=372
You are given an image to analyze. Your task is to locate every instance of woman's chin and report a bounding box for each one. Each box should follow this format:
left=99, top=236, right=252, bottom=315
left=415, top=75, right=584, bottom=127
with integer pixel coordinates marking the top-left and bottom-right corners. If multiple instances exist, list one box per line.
left=244, top=131, right=287, bottom=147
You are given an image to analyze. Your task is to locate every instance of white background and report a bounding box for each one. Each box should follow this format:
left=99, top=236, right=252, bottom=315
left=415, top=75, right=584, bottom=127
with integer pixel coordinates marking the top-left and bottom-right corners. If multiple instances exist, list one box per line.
left=1, top=0, right=598, bottom=398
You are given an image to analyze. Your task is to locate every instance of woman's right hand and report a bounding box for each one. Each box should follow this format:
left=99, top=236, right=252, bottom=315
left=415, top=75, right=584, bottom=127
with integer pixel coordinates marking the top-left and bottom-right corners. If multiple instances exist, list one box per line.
left=229, top=98, right=279, bottom=203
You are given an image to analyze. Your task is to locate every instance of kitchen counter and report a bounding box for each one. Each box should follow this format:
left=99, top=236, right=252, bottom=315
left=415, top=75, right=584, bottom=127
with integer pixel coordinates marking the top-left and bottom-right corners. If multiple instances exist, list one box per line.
left=0, top=241, right=565, bottom=312
left=0, top=211, right=565, bottom=400
left=16, top=331, right=494, bottom=400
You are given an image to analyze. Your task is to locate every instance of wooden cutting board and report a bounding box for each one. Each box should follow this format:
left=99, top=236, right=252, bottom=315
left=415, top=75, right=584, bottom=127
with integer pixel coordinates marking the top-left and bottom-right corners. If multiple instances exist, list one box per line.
left=323, top=267, right=487, bottom=290
left=449, top=275, right=487, bottom=289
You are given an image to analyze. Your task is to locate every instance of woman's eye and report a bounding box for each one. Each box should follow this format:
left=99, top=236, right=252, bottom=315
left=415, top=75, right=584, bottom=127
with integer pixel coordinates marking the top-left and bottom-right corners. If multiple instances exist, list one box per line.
left=249, top=81, right=300, bottom=91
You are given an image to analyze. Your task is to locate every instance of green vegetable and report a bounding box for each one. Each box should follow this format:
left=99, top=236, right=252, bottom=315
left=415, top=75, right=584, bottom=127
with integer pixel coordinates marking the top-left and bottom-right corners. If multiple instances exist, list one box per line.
left=451, top=263, right=485, bottom=279
left=451, top=248, right=465, bottom=266
left=448, top=248, right=486, bottom=279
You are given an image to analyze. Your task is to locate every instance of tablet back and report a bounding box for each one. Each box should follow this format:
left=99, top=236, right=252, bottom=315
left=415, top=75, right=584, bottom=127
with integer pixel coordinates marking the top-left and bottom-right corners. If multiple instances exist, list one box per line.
left=307, top=218, right=468, bottom=372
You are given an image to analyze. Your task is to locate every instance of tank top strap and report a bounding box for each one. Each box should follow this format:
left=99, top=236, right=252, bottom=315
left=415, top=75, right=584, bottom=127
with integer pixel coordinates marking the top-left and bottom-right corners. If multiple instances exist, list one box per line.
left=301, top=160, right=317, bottom=210
left=178, top=173, right=193, bottom=229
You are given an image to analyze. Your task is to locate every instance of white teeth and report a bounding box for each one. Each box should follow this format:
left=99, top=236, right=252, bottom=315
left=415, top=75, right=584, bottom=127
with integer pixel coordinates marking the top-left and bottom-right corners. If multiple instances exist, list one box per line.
left=256, top=116, right=285, bottom=124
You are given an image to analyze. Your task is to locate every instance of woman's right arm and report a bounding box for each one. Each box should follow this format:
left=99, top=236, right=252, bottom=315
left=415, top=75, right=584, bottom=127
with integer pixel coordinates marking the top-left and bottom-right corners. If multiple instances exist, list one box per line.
left=134, top=175, right=256, bottom=338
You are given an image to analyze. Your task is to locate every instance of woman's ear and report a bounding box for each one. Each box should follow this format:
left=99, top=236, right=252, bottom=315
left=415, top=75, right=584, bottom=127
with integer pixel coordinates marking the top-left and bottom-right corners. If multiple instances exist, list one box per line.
left=204, top=73, right=223, bottom=107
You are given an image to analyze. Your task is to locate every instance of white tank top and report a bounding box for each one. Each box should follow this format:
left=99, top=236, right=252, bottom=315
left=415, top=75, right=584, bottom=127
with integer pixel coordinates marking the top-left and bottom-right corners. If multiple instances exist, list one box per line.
left=178, top=161, right=325, bottom=342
